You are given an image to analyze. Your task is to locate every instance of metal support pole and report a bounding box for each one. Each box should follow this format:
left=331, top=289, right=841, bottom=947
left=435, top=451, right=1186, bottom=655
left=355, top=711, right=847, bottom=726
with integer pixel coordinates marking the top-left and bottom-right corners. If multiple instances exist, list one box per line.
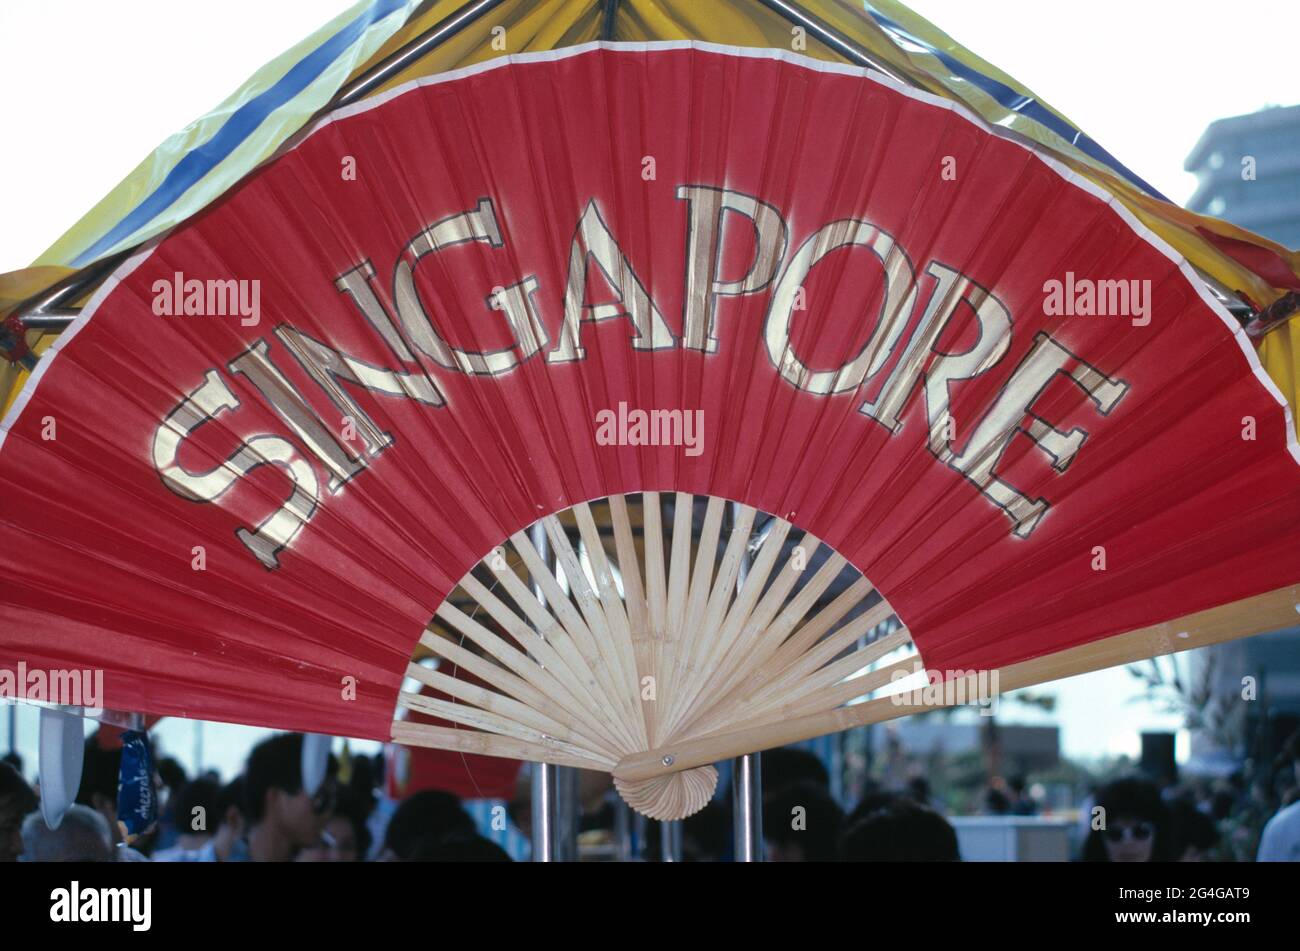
left=632, top=809, right=648, bottom=861
left=613, top=795, right=633, bottom=862
left=531, top=761, right=560, bottom=862
left=528, top=520, right=560, bottom=862
left=525, top=522, right=580, bottom=860
left=729, top=501, right=764, bottom=862
left=556, top=761, right=580, bottom=862
left=660, top=819, right=683, bottom=862
left=732, top=750, right=763, bottom=862
left=18, top=310, right=82, bottom=331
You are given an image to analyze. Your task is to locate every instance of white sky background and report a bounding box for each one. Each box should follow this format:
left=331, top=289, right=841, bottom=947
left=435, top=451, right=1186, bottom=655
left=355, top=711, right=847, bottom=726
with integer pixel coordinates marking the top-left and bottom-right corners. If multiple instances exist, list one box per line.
left=0, top=0, right=357, bottom=272
left=2, top=0, right=1296, bottom=778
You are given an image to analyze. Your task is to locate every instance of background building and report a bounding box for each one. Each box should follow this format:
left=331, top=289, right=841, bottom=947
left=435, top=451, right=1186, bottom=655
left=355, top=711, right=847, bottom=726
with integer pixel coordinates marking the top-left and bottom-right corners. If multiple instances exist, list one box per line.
left=1185, top=103, right=1300, bottom=247
left=1185, top=103, right=1300, bottom=781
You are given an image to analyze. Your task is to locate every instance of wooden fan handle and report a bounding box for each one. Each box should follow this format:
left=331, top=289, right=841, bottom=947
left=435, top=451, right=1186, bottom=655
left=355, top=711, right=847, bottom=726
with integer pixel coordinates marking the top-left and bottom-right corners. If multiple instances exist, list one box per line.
left=614, top=765, right=719, bottom=821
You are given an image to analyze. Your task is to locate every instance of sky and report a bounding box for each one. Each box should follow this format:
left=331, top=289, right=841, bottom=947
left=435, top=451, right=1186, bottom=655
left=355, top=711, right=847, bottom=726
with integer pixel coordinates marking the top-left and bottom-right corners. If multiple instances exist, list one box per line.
left=904, top=0, right=1299, bottom=203
left=0, top=0, right=357, bottom=273
left=2, top=0, right=1295, bottom=778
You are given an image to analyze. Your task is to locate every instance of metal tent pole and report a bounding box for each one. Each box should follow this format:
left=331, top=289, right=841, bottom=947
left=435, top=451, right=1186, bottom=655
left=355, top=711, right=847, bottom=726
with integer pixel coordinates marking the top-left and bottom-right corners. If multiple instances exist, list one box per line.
left=613, top=794, right=633, bottom=861
left=525, top=521, right=579, bottom=861
left=528, top=520, right=560, bottom=862
left=531, top=761, right=560, bottom=862
left=333, top=0, right=508, bottom=108
left=733, top=750, right=763, bottom=862
left=557, top=762, right=580, bottom=862
left=601, top=0, right=620, bottom=41
left=754, top=0, right=907, bottom=82
left=632, top=808, right=648, bottom=860
left=730, top=501, right=764, bottom=862
left=660, top=817, right=683, bottom=862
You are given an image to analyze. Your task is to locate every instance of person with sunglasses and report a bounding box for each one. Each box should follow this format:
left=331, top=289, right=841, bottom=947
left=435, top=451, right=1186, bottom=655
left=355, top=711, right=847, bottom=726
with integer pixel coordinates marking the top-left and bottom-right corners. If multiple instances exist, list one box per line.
left=240, top=733, right=337, bottom=862
left=1081, top=775, right=1175, bottom=862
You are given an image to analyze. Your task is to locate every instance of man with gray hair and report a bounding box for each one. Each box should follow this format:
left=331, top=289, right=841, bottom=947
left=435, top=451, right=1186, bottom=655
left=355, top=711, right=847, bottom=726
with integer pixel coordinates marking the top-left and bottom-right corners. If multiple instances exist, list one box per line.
left=22, top=804, right=114, bottom=862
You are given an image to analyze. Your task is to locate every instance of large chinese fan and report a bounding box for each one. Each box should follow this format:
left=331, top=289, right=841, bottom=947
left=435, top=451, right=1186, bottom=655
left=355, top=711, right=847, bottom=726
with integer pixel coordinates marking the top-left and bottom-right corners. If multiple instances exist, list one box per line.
left=5, top=44, right=1300, bottom=821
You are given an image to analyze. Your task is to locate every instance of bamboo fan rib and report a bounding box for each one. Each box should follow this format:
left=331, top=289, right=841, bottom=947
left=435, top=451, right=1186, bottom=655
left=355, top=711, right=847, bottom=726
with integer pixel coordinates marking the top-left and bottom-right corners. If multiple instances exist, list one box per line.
left=393, top=491, right=916, bottom=820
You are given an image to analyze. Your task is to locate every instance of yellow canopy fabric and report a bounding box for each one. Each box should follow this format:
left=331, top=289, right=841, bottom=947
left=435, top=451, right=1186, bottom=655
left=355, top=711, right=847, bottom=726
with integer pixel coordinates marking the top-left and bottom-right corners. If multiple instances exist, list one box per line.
left=4, top=0, right=1298, bottom=420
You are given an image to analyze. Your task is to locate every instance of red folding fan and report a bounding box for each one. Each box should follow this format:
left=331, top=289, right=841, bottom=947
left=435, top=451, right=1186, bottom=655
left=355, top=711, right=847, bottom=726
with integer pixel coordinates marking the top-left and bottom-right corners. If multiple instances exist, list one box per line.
left=4, top=44, right=1300, bottom=820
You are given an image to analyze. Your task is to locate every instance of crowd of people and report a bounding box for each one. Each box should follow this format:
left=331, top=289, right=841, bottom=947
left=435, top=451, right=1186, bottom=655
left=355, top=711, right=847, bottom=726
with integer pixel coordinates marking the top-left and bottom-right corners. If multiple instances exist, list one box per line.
left=1073, top=762, right=1300, bottom=863
left=0, top=732, right=512, bottom=863
left=1, top=730, right=1298, bottom=862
